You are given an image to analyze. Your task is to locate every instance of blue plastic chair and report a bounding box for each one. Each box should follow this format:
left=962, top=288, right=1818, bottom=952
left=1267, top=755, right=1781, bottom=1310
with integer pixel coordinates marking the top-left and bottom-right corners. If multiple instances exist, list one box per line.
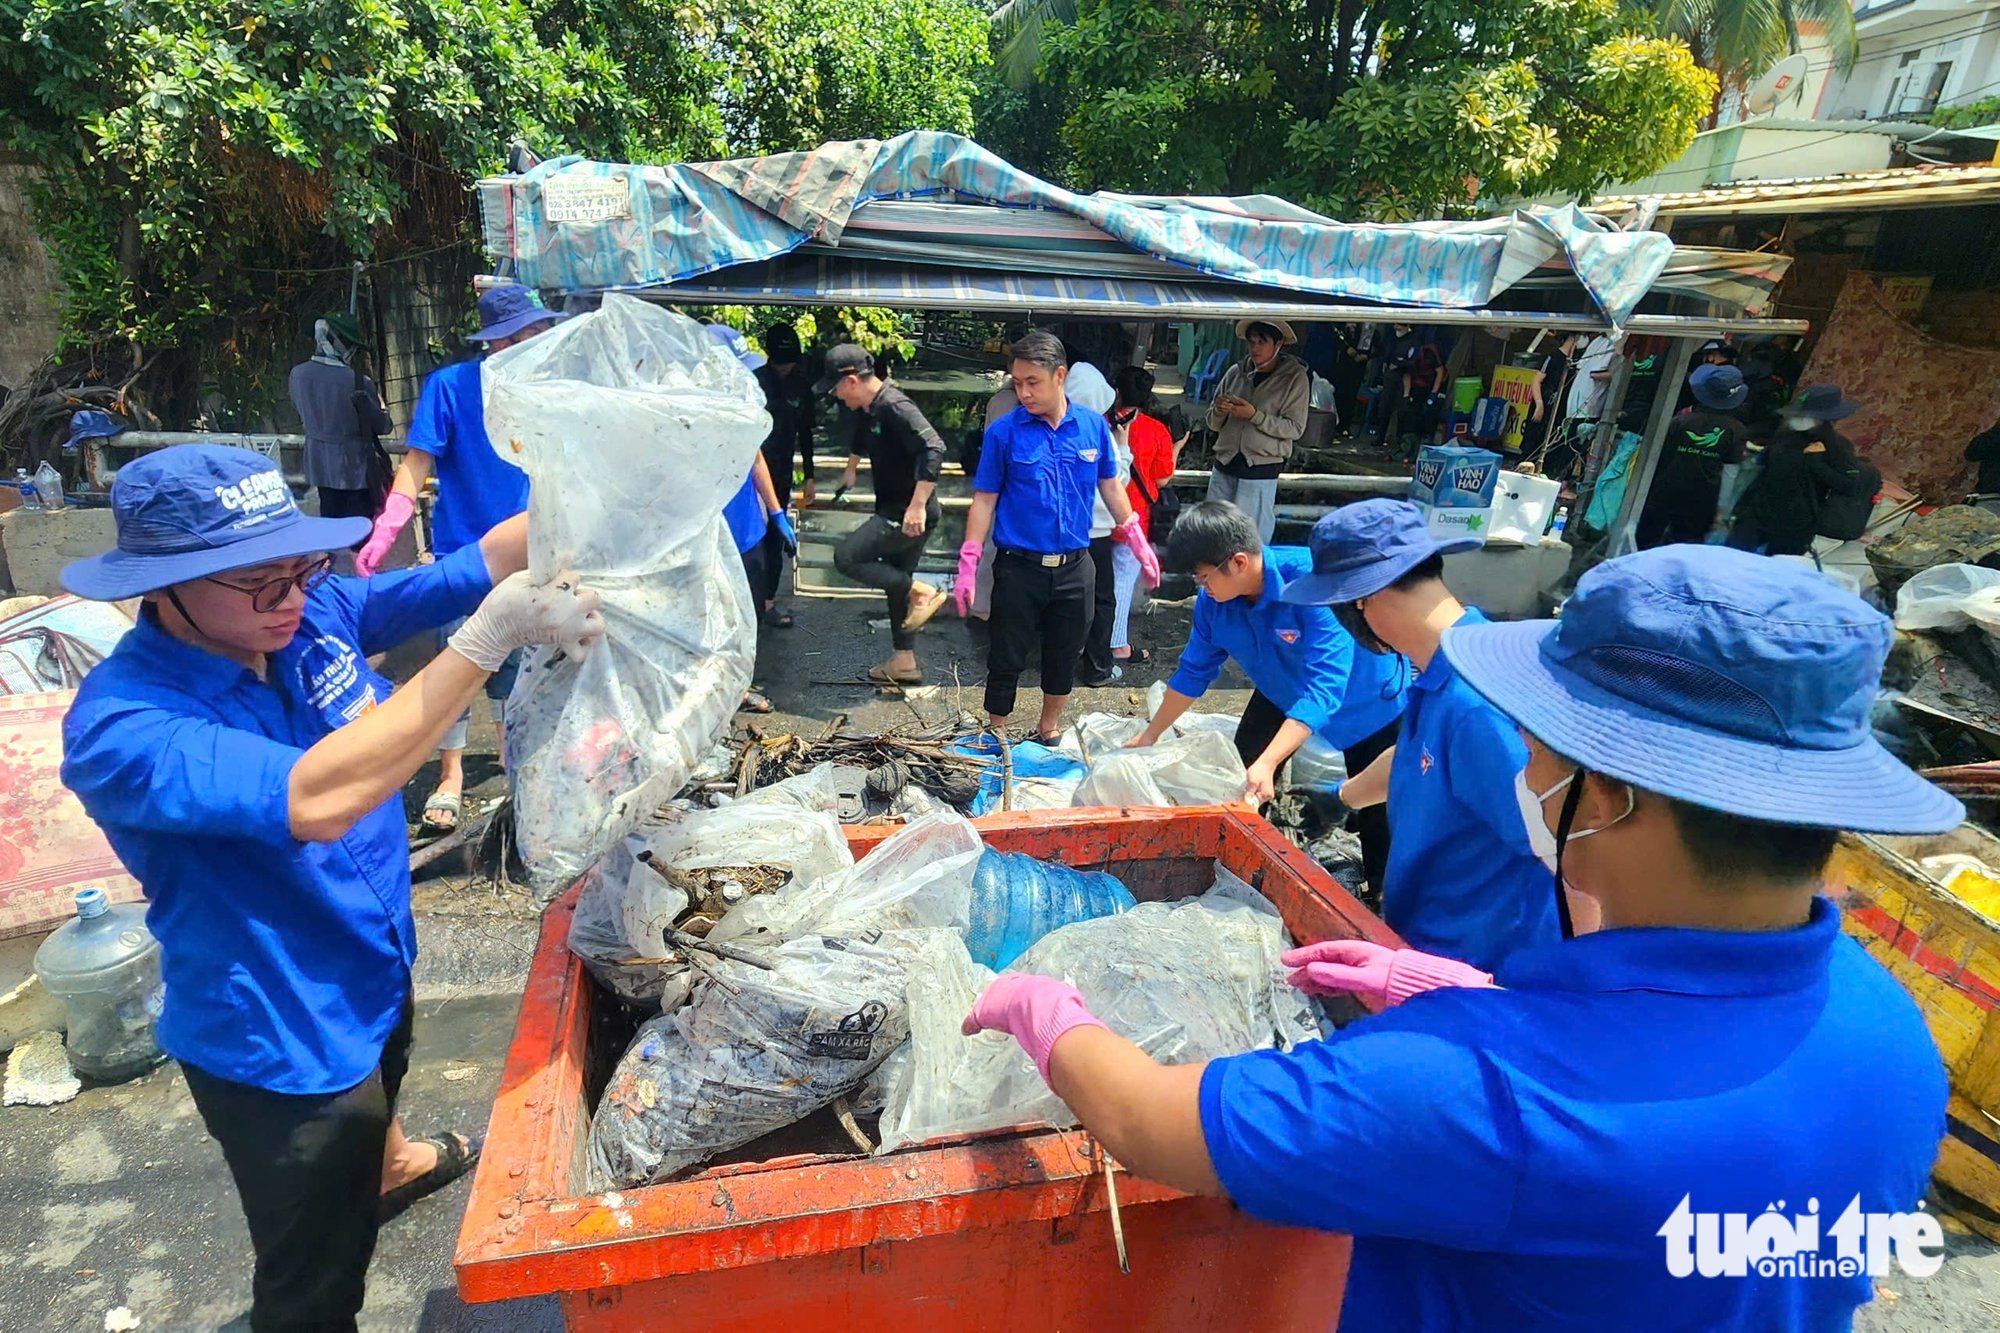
left=1185, top=348, right=1229, bottom=405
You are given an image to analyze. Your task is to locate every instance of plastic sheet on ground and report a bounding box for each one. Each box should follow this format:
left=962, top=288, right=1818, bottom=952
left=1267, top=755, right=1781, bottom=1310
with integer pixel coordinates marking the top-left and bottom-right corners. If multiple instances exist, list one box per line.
left=964, top=850, right=1135, bottom=971
left=947, top=738, right=1086, bottom=815
left=589, top=929, right=926, bottom=1187
left=876, top=867, right=1321, bottom=1154
left=490, top=293, right=770, bottom=899
left=1071, top=729, right=1247, bottom=808
left=0, top=595, right=134, bottom=695
left=569, top=766, right=850, bottom=1006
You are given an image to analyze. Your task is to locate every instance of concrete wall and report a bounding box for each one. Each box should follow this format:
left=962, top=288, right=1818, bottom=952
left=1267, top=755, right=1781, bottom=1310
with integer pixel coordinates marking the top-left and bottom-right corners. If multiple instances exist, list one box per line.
left=1823, top=3, right=2000, bottom=120
left=0, top=159, right=63, bottom=390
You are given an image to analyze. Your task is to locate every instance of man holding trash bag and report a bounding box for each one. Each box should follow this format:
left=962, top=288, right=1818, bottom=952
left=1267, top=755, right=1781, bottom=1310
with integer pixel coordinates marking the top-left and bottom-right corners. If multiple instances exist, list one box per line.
left=964, top=543, right=1955, bottom=1332
left=60, top=445, right=603, bottom=1331
left=956, top=329, right=1164, bottom=741
left=1127, top=499, right=1405, bottom=892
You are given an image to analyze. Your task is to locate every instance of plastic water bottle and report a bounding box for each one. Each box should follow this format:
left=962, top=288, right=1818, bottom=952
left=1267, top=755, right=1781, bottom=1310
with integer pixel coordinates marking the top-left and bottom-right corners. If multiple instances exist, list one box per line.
left=33, top=888, right=165, bottom=1082
left=1549, top=505, right=1570, bottom=542
left=33, top=460, right=65, bottom=511
left=15, top=467, right=42, bottom=512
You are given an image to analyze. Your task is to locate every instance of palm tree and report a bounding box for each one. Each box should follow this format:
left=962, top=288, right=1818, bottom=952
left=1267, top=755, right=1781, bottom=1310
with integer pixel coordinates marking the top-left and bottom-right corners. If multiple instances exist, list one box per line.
left=1652, top=0, right=1858, bottom=94
left=990, top=0, right=1078, bottom=89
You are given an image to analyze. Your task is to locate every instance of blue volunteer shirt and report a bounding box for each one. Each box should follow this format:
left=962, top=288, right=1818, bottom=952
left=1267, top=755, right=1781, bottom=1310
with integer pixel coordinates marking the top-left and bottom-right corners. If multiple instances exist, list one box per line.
left=1199, top=898, right=1946, bottom=1332
left=723, top=470, right=768, bottom=556
left=405, top=358, right=529, bottom=556
left=1384, top=606, right=1557, bottom=969
left=61, top=547, right=493, bottom=1094
left=974, top=402, right=1119, bottom=553
left=1167, top=546, right=1406, bottom=750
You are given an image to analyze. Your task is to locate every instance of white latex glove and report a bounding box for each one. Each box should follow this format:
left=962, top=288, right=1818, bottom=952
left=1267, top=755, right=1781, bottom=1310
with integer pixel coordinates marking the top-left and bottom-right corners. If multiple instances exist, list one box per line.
left=448, top=569, right=604, bottom=671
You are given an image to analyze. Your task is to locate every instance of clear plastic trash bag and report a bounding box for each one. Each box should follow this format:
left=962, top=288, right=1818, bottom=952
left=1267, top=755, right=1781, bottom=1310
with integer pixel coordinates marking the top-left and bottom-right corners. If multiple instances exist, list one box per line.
left=486, top=292, right=771, bottom=899
left=1071, top=729, right=1247, bottom=807
left=964, top=850, right=1136, bottom=971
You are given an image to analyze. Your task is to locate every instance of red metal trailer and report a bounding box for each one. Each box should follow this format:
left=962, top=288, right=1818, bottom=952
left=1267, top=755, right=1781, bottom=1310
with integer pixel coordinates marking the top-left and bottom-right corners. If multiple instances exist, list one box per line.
left=454, top=805, right=1399, bottom=1329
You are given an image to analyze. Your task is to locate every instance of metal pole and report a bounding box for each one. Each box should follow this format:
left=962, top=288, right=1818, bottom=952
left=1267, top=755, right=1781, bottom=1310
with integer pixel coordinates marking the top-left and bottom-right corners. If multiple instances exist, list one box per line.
left=1569, top=352, right=1635, bottom=531
left=1604, top=337, right=1698, bottom=557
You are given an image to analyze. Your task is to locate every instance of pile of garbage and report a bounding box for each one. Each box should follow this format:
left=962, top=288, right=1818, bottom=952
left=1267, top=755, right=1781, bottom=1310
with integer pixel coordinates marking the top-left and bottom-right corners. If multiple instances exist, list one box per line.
left=576, top=773, right=1324, bottom=1190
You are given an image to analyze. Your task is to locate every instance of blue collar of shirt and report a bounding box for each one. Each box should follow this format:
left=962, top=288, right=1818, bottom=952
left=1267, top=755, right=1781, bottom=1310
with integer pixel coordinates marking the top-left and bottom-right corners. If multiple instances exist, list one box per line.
left=1500, top=895, right=1838, bottom=998
left=1010, top=401, right=1085, bottom=436
left=129, top=606, right=264, bottom=692
left=1411, top=605, right=1488, bottom=695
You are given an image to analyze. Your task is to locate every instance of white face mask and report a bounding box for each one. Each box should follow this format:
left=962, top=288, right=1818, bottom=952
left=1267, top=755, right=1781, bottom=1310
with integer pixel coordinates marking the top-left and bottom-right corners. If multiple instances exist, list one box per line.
left=1513, top=770, right=1634, bottom=872
left=1784, top=414, right=1818, bottom=431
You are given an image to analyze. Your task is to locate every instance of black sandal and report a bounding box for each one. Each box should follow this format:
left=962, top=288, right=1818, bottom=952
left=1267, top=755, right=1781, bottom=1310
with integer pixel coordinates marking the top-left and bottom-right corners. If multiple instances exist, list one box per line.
left=378, top=1130, right=482, bottom=1224
left=1113, top=646, right=1153, bottom=665
left=762, top=605, right=794, bottom=629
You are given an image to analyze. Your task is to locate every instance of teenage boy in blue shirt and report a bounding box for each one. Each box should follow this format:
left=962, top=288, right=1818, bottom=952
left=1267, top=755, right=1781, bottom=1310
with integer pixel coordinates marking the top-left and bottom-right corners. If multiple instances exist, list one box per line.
left=61, top=445, right=601, bottom=1330
left=963, top=543, right=1955, bottom=1333
left=1130, top=499, right=1406, bottom=891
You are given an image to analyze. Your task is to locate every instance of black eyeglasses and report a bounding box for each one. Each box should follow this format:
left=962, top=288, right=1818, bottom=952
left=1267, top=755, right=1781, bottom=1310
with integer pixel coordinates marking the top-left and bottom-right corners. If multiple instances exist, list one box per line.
left=207, top=556, right=334, bottom=613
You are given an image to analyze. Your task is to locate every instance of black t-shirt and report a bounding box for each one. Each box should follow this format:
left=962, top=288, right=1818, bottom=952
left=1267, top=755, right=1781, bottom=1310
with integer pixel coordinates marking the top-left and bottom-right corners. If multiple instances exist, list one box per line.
left=1653, top=408, right=1747, bottom=506
left=851, top=382, right=945, bottom=516
left=754, top=364, right=815, bottom=502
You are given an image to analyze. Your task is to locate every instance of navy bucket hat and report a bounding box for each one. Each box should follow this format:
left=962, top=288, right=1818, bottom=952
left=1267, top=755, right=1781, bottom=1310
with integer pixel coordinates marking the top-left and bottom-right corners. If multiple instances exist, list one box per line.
left=1281, top=498, right=1481, bottom=606
left=471, top=283, right=561, bottom=343
left=1440, top=545, right=1962, bottom=834
left=63, top=445, right=370, bottom=601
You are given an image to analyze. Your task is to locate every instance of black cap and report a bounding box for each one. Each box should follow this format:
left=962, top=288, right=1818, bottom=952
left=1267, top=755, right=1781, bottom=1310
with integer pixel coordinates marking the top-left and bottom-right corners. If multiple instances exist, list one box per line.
left=812, top=343, right=873, bottom=395
left=764, top=323, right=801, bottom=365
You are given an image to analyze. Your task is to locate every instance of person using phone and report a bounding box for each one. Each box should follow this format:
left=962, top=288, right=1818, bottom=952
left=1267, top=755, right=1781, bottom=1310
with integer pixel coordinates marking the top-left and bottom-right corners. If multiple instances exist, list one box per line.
left=1205, top=320, right=1308, bottom=542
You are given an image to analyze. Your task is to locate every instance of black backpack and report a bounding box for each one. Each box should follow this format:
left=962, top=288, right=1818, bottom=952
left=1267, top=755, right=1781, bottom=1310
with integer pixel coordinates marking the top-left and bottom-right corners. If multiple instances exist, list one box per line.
left=1817, top=457, right=1882, bottom=541
left=1136, top=468, right=1181, bottom=542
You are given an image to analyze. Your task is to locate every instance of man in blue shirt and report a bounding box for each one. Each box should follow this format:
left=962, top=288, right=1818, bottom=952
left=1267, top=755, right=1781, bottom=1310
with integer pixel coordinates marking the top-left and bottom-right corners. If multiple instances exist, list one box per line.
left=61, top=445, right=601, bottom=1330
left=355, top=282, right=562, bottom=832
left=1129, top=499, right=1406, bottom=890
left=1282, top=498, right=1566, bottom=967
left=963, top=543, right=1958, bottom=1332
left=954, top=329, right=1162, bottom=741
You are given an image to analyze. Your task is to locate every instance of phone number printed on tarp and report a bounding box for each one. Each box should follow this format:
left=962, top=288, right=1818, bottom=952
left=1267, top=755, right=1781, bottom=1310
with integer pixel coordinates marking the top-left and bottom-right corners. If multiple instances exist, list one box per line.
left=544, top=176, right=632, bottom=225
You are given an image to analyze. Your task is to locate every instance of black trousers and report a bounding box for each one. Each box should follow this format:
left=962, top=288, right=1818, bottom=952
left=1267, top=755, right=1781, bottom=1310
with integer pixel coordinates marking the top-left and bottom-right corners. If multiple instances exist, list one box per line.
left=1078, top=533, right=1119, bottom=679
left=316, top=487, right=375, bottom=521
left=740, top=519, right=787, bottom=609
left=181, top=998, right=414, bottom=1332
left=985, top=548, right=1092, bottom=719
left=834, top=500, right=940, bottom=650
left=1236, top=691, right=1398, bottom=893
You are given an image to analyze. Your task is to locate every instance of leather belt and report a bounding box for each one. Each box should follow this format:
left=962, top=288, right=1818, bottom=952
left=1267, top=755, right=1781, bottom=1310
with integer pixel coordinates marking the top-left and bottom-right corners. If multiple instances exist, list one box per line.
left=997, top=547, right=1086, bottom=568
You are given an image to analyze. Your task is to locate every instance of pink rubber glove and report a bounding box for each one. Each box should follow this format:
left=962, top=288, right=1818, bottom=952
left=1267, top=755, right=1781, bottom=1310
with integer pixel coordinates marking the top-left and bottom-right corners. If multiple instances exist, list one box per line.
left=354, top=491, right=415, bottom=578
left=952, top=540, right=982, bottom=617
left=1281, top=939, right=1494, bottom=1008
left=1113, top=514, right=1162, bottom=588
left=962, top=974, right=1109, bottom=1083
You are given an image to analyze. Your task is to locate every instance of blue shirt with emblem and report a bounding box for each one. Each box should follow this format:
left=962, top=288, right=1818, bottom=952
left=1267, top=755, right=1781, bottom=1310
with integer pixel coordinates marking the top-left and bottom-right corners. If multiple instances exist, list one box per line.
left=61, top=546, right=492, bottom=1094
left=1382, top=606, right=1557, bottom=970
left=405, top=358, right=529, bottom=556
left=1167, top=546, right=1406, bottom=750
left=1198, top=898, right=1946, bottom=1331
left=974, top=401, right=1119, bottom=553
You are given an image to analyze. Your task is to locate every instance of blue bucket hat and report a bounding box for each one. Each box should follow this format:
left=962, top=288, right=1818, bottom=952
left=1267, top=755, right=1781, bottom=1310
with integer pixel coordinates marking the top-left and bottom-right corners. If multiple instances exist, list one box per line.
left=1281, top=498, right=1481, bottom=606
left=64, top=410, right=127, bottom=452
left=471, top=283, right=561, bottom=344
left=1440, top=545, right=1962, bottom=833
left=704, top=322, right=767, bottom=371
left=62, top=445, right=369, bottom=601
left=1688, top=364, right=1748, bottom=412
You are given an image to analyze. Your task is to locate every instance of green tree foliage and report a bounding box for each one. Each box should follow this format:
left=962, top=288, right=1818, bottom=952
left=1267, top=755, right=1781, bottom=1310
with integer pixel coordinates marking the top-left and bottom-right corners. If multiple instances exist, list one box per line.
left=1651, top=0, right=1855, bottom=94
left=1032, top=0, right=1715, bottom=218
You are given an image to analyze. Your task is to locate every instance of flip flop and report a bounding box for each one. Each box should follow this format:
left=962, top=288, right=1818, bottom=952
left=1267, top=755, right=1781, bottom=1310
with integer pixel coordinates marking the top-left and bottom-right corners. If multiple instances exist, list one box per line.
left=421, top=790, right=461, bottom=832
left=901, top=588, right=949, bottom=634
left=762, top=605, right=795, bottom=629
left=378, top=1130, right=483, bottom=1224
left=1113, top=646, right=1153, bottom=665
left=867, top=665, right=924, bottom=686
left=738, top=689, right=775, bottom=714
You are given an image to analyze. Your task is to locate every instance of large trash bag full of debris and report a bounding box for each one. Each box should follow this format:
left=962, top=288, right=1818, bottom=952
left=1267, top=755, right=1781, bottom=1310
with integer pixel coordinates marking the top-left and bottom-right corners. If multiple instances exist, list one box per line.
left=877, top=867, right=1320, bottom=1153
left=1071, top=728, right=1246, bottom=807
left=568, top=769, right=853, bottom=1006
left=964, top=850, right=1135, bottom=970
left=705, top=809, right=983, bottom=944
left=589, top=931, right=918, bottom=1187
left=486, top=293, right=769, bottom=898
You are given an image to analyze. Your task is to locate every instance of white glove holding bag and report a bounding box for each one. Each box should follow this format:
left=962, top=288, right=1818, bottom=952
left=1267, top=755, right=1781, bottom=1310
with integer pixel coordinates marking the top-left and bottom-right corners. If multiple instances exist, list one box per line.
left=449, top=569, right=604, bottom=672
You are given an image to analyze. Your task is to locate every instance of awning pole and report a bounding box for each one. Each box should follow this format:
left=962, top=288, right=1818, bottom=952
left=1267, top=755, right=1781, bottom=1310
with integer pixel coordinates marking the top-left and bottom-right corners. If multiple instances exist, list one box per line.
left=1604, top=337, right=1699, bottom=557
left=1569, top=353, right=1635, bottom=527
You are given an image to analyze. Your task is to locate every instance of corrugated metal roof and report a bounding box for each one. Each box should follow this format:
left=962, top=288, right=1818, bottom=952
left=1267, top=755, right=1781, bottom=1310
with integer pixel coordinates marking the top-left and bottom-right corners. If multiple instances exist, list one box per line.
left=1594, top=164, right=2000, bottom=220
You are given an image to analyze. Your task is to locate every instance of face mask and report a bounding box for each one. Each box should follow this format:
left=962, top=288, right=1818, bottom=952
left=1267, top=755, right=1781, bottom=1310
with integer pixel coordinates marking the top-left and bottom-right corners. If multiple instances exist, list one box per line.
left=1784, top=415, right=1818, bottom=431
left=1513, top=769, right=1633, bottom=872
left=1334, top=601, right=1390, bottom=655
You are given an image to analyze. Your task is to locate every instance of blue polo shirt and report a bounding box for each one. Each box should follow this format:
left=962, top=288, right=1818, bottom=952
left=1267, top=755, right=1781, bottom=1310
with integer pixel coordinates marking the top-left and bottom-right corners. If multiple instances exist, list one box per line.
left=1383, top=606, right=1557, bottom=969
left=1198, top=898, right=1946, bottom=1331
left=974, top=402, right=1119, bottom=553
left=1167, top=546, right=1406, bottom=750
left=405, top=358, right=529, bottom=556
left=61, top=546, right=492, bottom=1094
left=723, top=471, right=768, bottom=556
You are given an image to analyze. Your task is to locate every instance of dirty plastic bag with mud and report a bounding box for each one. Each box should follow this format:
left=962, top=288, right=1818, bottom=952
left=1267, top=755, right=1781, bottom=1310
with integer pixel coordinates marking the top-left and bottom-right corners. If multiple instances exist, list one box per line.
left=705, top=809, right=983, bottom=945
left=876, top=867, right=1320, bottom=1153
left=1071, top=728, right=1247, bottom=807
left=568, top=767, right=853, bottom=1006
left=589, top=930, right=924, bottom=1187
left=485, top=293, right=770, bottom=899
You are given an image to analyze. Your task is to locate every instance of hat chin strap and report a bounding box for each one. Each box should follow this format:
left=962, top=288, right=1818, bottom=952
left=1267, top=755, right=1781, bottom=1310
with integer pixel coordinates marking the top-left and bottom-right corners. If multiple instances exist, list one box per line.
left=1552, top=776, right=1587, bottom=940
left=162, top=587, right=213, bottom=642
